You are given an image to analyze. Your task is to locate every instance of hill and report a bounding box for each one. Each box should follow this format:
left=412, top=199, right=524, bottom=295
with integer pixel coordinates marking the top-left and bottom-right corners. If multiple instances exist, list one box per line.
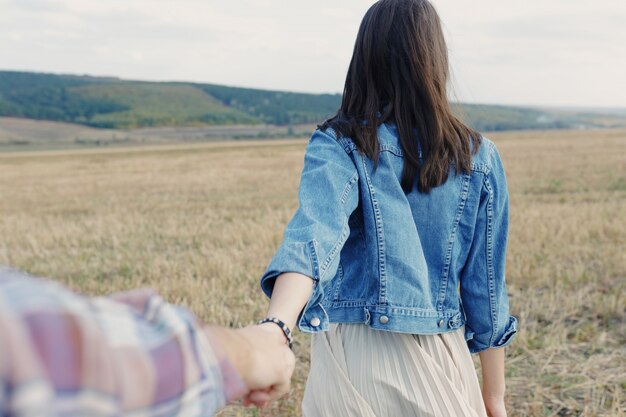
left=0, top=71, right=338, bottom=128
left=1, top=71, right=625, bottom=131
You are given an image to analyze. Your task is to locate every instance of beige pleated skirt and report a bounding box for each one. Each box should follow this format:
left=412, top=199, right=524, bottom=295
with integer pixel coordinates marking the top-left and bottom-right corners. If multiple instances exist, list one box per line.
left=302, top=323, right=487, bottom=417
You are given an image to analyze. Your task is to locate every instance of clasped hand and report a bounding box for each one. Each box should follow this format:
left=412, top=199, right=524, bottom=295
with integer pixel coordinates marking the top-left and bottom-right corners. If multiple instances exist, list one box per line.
left=208, top=322, right=296, bottom=408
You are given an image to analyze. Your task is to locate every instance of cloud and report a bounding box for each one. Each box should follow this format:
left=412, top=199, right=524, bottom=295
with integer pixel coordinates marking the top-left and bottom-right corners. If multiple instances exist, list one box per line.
left=0, top=0, right=624, bottom=106
left=2, top=0, right=64, bottom=12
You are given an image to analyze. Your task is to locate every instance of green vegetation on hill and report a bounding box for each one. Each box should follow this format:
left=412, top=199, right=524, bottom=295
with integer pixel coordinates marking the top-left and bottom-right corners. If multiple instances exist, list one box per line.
left=196, top=83, right=340, bottom=125
left=0, top=72, right=257, bottom=128
left=0, top=71, right=338, bottom=129
left=0, top=72, right=128, bottom=124
left=456, top=104, right=570, bottom=131
left=74, top=83, right=255, bottom=128
left=1, top=71, right=625, bottom=131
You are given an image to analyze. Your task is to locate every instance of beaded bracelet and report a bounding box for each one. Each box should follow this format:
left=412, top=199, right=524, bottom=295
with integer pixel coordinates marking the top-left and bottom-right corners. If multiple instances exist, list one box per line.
left=257, top=317, right=293, bottom=349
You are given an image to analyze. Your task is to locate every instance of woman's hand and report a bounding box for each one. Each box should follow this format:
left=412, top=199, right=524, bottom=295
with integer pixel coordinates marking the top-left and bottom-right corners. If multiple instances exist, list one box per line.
left=232, top=271, right=312, bottom=406
left=483, top=394, right=507, bottom=417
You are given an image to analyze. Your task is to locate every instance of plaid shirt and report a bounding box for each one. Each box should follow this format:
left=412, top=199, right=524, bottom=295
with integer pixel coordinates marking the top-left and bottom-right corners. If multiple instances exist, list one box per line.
left=0, top=266, right=247, bottom=416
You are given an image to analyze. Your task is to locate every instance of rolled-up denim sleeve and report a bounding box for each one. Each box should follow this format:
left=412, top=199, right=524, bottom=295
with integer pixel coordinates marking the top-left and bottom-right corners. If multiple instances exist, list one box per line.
left=460, top=142, right=518, bottom=354
left=260, top=129, right=359, bottom=333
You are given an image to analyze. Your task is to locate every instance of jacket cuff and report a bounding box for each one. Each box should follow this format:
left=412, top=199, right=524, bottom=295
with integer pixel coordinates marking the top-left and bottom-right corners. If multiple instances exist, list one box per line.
left=465, top=315, right=518, bottom=354
left=296, top=286, right=329, bottom=333
left=260, top=240, right=330, bottom=333
left=260, top=240, right=317, bottom=297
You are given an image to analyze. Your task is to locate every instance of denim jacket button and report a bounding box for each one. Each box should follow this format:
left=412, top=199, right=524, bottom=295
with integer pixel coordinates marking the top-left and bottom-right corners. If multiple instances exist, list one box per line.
left=379, top=315, right=389, bottom=324
left=310, top=317, right=321, bottom=327
left=438, top=319, right=445, bottom=328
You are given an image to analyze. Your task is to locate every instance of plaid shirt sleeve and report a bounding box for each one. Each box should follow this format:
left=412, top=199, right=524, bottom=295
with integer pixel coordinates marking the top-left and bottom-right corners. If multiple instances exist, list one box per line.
left=0, top=266, right=247, bottom=417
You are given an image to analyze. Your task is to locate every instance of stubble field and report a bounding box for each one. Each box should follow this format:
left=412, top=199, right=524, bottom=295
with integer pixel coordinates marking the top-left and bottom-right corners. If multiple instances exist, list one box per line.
left=0, top=129, right=624, bottom=416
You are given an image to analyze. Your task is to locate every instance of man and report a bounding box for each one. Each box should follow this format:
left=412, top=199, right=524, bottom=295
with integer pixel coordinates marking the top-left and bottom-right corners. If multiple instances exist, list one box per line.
left=0, top=266, right=294, bottom=416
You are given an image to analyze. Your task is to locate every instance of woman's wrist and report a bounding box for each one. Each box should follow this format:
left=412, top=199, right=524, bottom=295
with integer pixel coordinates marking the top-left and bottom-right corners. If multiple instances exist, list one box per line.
left=482, top=390, right=506, bottom=401
left=257, top=317, right=293, bottom=349
left=478, top=347, right=506, bottom=400
left=265, top=272, right=313, bottom=332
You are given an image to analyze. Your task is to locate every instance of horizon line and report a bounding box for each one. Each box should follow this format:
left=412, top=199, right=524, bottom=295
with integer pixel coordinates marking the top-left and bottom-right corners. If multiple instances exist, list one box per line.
left=2, top=68, right=625, bottom=112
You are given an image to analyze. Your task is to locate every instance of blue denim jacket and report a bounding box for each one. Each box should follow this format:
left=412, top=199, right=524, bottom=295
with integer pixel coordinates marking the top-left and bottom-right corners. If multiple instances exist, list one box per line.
left=260, top=123, right=518, bottom=353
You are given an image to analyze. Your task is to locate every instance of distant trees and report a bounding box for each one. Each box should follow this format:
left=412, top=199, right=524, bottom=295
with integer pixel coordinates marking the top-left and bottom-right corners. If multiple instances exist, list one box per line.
left=0, top=72, right=342, bottom=128
left=1, top=71, right=618, bottom=131
left=197, top=84, right=341, bottom=125
left=0, top=72, right=128, bottom=124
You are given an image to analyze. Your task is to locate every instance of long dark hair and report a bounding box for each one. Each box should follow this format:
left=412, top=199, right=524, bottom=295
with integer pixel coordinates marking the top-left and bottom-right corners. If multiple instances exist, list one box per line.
left=319, top=0, right=480, bottom=193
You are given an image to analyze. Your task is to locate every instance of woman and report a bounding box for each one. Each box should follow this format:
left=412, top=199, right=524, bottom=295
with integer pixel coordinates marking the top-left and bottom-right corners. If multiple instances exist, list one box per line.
left=257, top=0, right=518, bottom=416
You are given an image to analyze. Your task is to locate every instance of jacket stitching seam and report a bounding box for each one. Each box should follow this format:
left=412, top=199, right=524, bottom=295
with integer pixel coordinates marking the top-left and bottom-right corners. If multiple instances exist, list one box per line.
left=484, top=175, right=498, bottom=346
left=309, top=239, right=320, bottom=282
left=332, top=263, right=344, bottom=301
left=360, top=154, right=387, bottom=304
left=485, top=140, right=496, bottom=176
left=319, top=220, right=350, bottom=281
left=340, top=172, right=359, bottom=204
left=379, top=144, right=403, bottom=157
left=319, top=127, right=354, bottom=156
left=437, top=173, right=471, bottom=313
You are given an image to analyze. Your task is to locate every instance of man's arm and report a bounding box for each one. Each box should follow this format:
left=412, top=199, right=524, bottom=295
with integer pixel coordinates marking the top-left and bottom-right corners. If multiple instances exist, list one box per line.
left=0, top=266, right=294, bottom=416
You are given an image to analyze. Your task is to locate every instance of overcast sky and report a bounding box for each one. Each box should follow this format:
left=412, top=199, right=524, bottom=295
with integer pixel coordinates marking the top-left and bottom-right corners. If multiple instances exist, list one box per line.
left=1, top=0, right=625, bottom=107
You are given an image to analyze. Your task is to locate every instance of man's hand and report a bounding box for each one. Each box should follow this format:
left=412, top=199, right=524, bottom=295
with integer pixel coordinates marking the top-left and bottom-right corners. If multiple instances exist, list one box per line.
left=207, top=323, right=296, bottom=407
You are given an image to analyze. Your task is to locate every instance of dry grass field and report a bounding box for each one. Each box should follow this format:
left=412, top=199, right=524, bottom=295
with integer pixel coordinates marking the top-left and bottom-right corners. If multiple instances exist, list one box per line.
left=0, top=129, right=624, bottom=416
left=0, top=117, right=315, bottom=151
